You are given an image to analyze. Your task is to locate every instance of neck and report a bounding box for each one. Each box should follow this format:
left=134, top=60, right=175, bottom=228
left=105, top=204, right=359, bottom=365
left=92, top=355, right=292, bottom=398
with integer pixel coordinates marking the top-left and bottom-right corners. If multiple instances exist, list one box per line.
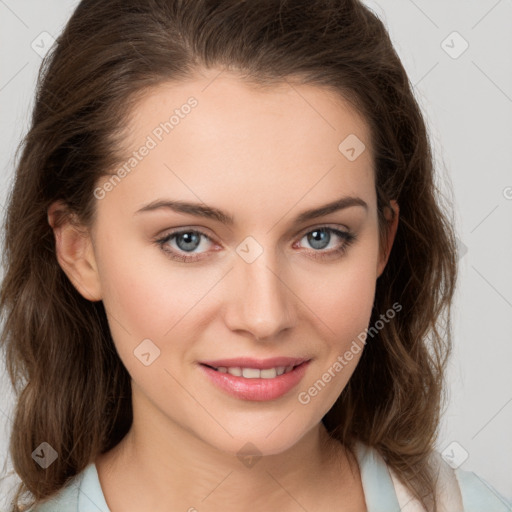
left=96, top=389, right=360, bottom=511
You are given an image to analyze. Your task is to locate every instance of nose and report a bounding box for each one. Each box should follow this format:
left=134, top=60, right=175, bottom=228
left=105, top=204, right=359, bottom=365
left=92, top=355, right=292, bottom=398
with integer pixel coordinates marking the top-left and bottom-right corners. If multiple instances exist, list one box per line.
left=223, top=249, right=297, bottom=341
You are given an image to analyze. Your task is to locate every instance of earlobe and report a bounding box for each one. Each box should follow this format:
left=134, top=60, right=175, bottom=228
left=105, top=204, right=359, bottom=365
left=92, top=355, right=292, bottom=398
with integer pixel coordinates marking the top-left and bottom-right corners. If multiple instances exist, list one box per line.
left=47, top=201, right=102, bottom=302
left=376, top=200, right=399, bottom=278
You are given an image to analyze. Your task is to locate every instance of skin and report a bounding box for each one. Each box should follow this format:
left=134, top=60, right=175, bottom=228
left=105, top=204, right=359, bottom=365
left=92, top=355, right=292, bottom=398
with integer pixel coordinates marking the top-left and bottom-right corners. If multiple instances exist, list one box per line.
left=48, top=69, right=399, bottom=512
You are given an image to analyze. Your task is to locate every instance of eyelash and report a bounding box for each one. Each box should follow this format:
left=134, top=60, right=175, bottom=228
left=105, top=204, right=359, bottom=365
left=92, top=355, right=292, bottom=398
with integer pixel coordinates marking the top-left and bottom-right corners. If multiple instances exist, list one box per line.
left=154, top=226, right=357, bottom=263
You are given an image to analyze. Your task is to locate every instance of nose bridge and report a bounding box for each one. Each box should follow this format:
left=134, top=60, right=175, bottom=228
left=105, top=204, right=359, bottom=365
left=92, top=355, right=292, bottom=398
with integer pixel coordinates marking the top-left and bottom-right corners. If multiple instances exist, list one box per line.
left=226, top=241, right=296, bottom=340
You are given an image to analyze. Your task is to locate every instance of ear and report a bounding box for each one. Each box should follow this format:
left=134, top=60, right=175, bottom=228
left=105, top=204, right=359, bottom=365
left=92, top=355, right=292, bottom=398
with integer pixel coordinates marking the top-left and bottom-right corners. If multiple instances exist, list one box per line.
left=47, top=201, right=102, bottom=301
left=376, top=199, right=399, bottom=279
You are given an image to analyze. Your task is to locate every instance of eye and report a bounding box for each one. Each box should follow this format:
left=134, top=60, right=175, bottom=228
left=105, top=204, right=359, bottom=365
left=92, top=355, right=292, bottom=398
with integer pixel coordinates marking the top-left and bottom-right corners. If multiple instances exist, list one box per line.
left=155, top=229, right=216, bottom=262
left=295, top=226, right=356, bottom=260
left=155, top=226, right=357, bottom=263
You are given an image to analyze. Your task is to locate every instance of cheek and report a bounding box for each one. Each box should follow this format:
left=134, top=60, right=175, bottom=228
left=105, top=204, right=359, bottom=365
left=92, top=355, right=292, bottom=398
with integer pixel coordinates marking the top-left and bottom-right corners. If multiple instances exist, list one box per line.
left=295, top=264, right=377, bottom=415
left=98, top=261, right=171, bottom=336
left=94, top=223, right=202, bottom=335
left=94, top=234, right=225, bottom=383
left=305, top=244, right=379, bottom=345
left=334, top=267, right=376, bottom=342
left=95, top=258, right=198, bottom=399
left=92, top=232, right=184, bottom=363
left=306, top=265, right=376, bottom=374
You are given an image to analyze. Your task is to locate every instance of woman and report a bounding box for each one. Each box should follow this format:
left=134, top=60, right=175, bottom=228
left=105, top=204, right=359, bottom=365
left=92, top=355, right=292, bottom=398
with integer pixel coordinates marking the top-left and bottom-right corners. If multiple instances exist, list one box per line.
left=1, top=0, right=509, bottom=511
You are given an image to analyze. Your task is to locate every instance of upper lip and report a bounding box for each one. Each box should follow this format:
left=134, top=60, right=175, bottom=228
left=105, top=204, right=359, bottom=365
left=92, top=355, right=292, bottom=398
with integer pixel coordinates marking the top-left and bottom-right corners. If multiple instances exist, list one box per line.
left=199, top=357, right=309, bottom=369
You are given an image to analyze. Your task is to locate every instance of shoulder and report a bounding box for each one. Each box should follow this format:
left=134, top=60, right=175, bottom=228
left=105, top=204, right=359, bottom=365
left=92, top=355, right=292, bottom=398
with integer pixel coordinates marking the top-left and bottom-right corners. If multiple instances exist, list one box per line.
left=431, top=449, right=511, bottom=511
left=389, top=449, right=511, bottom=512
left=26, top=462, right=110, bottom=512
left=453, top=466, right=512, bottom=512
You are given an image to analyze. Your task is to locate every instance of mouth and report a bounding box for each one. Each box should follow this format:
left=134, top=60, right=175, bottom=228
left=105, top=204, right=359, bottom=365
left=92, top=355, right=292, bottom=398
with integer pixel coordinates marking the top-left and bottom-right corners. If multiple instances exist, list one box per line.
left=200, top=363, right=302, bottom=379
left=198, top=358, right=311, bottom=401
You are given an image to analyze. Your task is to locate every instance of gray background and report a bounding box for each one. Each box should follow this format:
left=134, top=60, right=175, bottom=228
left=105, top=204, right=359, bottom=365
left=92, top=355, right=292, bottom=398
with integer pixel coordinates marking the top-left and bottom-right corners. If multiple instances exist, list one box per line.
left=0, top=0, right=511, bottom=507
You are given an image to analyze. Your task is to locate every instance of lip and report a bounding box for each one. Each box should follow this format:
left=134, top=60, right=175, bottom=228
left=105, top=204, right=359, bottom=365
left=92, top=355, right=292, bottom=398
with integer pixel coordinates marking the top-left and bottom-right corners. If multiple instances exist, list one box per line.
left=199, top=357, right=308, bottom=369
left=198, top=358, right=311, bottom=401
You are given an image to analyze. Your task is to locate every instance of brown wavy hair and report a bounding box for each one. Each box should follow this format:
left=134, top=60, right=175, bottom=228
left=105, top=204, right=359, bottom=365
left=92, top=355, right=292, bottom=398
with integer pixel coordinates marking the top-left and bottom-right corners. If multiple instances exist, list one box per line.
left=0, top=0, right=457, bottom=510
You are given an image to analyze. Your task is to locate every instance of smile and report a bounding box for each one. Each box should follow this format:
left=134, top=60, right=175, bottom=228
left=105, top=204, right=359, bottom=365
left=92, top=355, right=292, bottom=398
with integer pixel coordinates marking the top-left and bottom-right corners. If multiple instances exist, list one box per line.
left=199, top=359, right=311, bottom=401
left=206, top=365, right=298, bottom=379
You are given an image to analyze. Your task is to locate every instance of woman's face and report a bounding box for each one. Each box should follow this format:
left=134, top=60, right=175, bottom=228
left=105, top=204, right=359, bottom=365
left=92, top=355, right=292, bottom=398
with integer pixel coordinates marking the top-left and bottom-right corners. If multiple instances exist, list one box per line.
left=75, top=71, right=396, bottom=456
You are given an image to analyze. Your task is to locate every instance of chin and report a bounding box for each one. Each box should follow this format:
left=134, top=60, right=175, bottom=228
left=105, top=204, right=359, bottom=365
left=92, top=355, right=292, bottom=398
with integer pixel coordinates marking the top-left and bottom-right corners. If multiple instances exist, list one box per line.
left=195, top=417, right=316, bottom=459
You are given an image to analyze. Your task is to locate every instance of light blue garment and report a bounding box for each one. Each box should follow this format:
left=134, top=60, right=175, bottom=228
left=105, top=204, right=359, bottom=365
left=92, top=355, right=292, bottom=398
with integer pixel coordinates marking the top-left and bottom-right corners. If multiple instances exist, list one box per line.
left=27, top=443, right=511, bottom=511
left=353, top=443, right=511, bottom=512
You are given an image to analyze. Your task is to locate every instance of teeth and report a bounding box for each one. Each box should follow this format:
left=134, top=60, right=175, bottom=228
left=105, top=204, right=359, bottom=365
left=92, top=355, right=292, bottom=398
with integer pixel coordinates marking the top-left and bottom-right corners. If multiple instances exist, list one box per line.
left=260, top=368, right=277, bottom=379
left=216, top=365, right=297, bottom=379
left=242, top=368, right=261, bottom=378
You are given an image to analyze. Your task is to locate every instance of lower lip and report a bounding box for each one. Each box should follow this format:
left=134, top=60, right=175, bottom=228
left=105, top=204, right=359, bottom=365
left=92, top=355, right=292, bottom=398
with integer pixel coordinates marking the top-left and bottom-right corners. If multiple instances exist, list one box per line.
left=199, top=361, right=310, bottom=401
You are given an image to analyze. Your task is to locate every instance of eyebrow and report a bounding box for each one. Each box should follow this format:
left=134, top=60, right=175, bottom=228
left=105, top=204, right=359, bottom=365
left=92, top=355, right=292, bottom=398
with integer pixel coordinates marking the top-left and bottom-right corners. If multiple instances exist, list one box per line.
left=135, top=195, right=368, bottom=225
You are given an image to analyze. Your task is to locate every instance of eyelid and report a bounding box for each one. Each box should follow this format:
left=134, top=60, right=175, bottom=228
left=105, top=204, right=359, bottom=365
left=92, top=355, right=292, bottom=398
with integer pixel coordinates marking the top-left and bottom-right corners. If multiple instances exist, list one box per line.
left=155, top=225, right=215, bottom=239
left=154, top=226, right=218, bottom=250
left=155, top=223, right=351, bottom=244
left=295, top=222, right=352, bottom=238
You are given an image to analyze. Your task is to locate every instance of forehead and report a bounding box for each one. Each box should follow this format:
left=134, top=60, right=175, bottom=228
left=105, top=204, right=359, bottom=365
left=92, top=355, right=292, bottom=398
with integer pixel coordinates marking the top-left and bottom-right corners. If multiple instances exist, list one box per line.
left=100, top=71, right=375, bottom=220
left=126, top=71, right=372, bottom=156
